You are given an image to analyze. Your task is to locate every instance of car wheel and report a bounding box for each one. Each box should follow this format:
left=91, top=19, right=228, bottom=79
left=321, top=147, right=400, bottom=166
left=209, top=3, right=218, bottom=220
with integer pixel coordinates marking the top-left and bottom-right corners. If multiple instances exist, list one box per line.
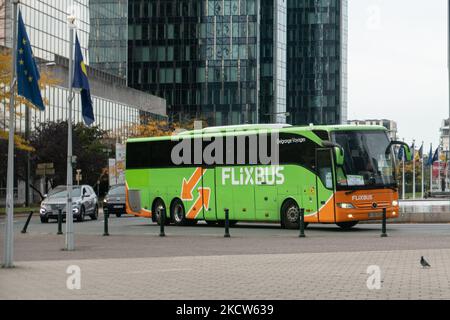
left=281, top=199, right=300, bottom=230
left=116, top=213, right=122, bottom=218
left=40, top=216, right=48, bottom=223
left=90, top=205, right=98, bottom=220
left=336, top=221, right=359, bottom=230
left=77, top=206, right=85, bottom=222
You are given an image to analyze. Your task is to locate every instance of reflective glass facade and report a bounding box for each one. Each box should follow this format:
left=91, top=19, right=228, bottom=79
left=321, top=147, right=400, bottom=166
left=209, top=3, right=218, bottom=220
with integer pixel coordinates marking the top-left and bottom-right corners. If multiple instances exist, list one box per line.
left=0, top=0, right=166, bottom=140
left=128, top=0, right=347, bottom=126
left=285, top=0, right=347, bottom=125
left=0, top=85, right=156, bottom=140
left=128, top=0, right=258, bottom=125
left=89, top=0, right=128, bottom=78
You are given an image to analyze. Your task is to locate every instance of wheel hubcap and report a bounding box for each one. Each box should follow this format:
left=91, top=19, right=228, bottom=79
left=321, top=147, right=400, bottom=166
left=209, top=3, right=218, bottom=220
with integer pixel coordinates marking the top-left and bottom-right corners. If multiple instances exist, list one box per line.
left=286, top=206, right=299, bottom=223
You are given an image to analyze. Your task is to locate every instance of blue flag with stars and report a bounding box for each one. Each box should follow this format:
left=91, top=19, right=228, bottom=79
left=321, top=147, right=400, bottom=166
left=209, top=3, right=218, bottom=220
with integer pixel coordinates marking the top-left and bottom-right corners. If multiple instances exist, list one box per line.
left=72, top=34, right=94, bottom=126
left=16, top=10, right=45, bottom=111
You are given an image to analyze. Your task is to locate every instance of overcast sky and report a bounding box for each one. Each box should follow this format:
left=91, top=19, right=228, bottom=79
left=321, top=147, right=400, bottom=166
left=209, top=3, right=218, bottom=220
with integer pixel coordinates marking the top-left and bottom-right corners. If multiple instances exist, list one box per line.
left=348, top=0, right=449, bottom=149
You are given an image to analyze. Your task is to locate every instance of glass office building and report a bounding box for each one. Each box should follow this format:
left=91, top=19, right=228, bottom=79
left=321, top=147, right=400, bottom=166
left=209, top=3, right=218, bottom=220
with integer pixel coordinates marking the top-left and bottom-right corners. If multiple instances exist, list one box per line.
left=128, top=0, right=259, bottom=125
left=0, top=0, right=166, bottom=139
left=89, top=0, right=128, bottom=79
left=285, top=0, right=348, bottom=125
left=129, top=0, right=348, bottom=126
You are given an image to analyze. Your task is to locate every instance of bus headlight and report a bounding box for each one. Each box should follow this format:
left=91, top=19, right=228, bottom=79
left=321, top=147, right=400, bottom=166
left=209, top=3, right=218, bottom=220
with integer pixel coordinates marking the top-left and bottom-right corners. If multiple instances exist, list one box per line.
left=392, top=200, right=398, bottom=206
left=337, top=203, right=355, bottom=209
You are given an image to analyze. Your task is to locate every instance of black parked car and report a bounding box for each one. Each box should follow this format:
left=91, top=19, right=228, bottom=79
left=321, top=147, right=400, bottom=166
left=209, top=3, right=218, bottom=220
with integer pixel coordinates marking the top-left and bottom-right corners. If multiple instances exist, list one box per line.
left=103, top=184, right=126, bottom=217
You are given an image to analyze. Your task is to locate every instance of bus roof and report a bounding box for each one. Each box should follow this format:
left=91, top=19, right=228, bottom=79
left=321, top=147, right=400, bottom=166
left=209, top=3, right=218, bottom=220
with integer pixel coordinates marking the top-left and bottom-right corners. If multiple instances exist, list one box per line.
left=126, top=124, right=387, bottom=143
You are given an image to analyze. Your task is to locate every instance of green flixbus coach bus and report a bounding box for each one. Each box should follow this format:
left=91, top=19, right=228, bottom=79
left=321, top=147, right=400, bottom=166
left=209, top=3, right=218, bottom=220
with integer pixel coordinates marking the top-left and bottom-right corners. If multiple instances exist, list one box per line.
left=125, top=124, right=411, bottom=229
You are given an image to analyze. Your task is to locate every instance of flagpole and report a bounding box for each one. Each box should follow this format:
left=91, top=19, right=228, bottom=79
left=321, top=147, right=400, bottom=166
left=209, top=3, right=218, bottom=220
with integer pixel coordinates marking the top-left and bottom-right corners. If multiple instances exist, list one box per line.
left=438, top=147, right=441, bottom=191
left=430, top=144, right=433, bottom=195
left=402, top=158, right=405, bottom=200
left=3, top=0, right=18, bottom=268
left=421, top=142, right=424, bottom=199
left=412, top=140, right=416, bottom=199
left=65, top=14, right=76, bottom=251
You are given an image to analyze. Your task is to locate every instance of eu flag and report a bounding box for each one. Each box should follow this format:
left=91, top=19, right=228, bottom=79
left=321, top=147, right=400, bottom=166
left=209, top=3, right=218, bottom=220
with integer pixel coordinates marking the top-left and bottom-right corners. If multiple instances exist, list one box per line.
left=431, top=147, right=439, bottom=163
left=397, top=146, right=405, bottom=161
left=426, top=145, right=432, bottom=166
left=16, top=10, right=44, bottom=110
left=72, top=34, right=94, bottom=126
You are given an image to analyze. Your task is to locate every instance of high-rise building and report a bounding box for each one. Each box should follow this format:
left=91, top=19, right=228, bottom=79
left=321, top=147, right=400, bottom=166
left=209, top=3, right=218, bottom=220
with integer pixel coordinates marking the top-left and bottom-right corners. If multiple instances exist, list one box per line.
left=128, top=0, right=348, bottom=126
left=89, top=0, right=128, bottom=79
left=440, top=118, right=449, bottom=153
left=0, top=0, right=166, bottom=139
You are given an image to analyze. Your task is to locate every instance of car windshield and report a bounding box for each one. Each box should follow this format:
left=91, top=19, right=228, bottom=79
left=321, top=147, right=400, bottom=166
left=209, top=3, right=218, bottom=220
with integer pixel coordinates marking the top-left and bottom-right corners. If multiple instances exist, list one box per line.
left=48, top=187, right=82, bottom=198
left=108, top=186, right=125, bottom=195
left=332, top=131, right=396, bottom=189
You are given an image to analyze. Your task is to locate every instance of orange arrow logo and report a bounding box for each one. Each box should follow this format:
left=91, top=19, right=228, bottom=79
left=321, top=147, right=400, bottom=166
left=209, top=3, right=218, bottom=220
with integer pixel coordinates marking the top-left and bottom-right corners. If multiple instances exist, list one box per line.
left=186, top=188, right=211, bottom=219
left=181, top=167, right=206, bottom=200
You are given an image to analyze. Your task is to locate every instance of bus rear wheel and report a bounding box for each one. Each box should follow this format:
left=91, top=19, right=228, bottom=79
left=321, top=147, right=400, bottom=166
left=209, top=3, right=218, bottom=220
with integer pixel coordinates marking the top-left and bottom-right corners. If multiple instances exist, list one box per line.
left=154, top=199, right=170, bottom=226
left=336, top=221, right=359, bottom=230
left=171, top=199, right=192, bottom=226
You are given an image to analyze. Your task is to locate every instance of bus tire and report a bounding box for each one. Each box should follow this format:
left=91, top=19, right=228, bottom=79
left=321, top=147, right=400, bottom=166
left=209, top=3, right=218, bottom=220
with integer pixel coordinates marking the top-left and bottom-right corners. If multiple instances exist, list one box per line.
left=336, top=221, right=359, bottom=230
left=281, top=199, right=300, bottom=230
left=153, top=198, right=169, bottom=226
left=170, top=199, right=191, bottom=226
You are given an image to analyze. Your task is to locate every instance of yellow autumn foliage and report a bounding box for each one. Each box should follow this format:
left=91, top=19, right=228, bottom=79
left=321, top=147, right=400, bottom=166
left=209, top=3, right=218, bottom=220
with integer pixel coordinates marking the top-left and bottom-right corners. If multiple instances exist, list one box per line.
left=0, top=47, right=60, bottom=150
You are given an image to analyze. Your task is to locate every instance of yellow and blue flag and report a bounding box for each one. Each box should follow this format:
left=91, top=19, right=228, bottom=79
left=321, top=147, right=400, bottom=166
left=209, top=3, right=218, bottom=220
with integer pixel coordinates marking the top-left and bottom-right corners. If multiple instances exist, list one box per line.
left=16, top=10, right=44, bottom=110
left=72, top=34, right=94, bottom=126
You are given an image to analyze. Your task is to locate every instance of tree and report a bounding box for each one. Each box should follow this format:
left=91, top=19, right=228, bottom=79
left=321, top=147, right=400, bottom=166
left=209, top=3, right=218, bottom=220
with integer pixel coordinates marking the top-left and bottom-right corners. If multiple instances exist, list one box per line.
left=29, top=121, right=111, bottom=192
left=0, top=47, right=59, bottom=150
left=128, top=118, right=207, bottom=138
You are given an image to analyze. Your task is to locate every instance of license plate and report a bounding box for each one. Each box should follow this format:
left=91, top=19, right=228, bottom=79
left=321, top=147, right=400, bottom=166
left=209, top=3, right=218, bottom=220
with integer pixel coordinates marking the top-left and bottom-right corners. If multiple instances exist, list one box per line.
left=114, top=205, right=123, bottom=209
left=368, top=212, right=382, bottom=219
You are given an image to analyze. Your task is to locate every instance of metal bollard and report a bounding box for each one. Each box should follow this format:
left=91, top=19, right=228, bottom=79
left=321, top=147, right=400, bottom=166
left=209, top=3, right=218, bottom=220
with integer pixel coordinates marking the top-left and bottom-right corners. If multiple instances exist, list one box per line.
left=159, top=208, right=166, bottom=237
left=103, top=209, right=109, bottom=236
left=299, top=208, right=306, bottom=238
left=381, top=208, right=387, bottom=237
left=224, top=208, right=230, bottom=238
left=57, top=209, right=63, bottom=235
left=21, top=211, right=34, bottom=234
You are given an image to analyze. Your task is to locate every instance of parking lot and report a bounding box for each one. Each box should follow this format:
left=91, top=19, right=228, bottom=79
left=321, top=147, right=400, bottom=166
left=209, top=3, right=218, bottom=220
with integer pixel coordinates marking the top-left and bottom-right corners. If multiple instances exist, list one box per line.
left=2, top=211, right=450, bottom=299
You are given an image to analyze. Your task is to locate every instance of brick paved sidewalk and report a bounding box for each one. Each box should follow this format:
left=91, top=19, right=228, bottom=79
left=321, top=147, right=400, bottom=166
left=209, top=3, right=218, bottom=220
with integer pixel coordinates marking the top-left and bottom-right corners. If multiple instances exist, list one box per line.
left=2, top=248, right=450, bottom=300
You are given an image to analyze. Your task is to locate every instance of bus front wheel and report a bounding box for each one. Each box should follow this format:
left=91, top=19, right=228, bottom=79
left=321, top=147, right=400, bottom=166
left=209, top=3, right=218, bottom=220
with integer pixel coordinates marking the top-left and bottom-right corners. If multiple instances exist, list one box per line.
left=281, top=199, right=301, bottom=230
left=336, top=221, right=359, bottom=230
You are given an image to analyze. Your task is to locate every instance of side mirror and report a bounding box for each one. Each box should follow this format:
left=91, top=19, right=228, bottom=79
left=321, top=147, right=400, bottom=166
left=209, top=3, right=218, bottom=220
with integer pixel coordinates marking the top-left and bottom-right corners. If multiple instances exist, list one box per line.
left=322, top=140, right=345, bottom=166
left=387, top=141, right=412, bottom=161
left=334, top=146, right=344, bottom=166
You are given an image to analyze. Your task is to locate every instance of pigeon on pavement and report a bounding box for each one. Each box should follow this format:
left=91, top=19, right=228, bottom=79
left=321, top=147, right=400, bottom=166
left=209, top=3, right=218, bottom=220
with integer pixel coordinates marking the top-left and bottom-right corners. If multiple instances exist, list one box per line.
left=420, top=256, right=431, bottom=268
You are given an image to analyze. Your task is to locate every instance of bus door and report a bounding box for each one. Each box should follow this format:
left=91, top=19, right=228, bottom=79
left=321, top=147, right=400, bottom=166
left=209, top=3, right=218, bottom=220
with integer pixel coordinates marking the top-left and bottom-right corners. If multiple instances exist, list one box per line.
left=315, top=148, right=336, bottom=223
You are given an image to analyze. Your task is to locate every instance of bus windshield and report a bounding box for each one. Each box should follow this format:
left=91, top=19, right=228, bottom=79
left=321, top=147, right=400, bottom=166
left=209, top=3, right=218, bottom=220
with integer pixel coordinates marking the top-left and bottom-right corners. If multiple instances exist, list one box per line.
left=332, top=131, right=396, bottom=189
